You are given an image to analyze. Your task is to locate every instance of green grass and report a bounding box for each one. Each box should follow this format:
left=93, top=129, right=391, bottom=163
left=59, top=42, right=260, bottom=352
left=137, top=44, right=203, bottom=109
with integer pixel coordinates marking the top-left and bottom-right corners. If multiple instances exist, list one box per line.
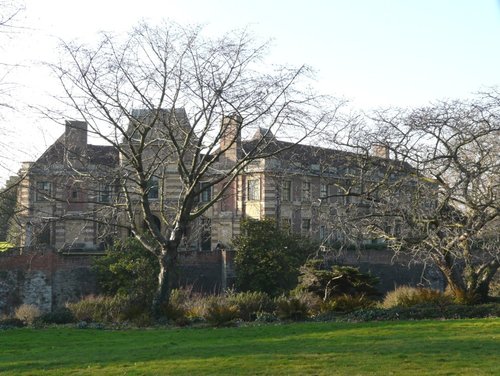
left=0, top=319, right=498, bottom=375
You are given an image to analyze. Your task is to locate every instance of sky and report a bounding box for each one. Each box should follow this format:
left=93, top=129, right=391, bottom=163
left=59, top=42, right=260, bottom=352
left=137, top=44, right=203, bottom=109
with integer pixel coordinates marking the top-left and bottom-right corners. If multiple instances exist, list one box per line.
left=1, top=0, right=500, bottom=185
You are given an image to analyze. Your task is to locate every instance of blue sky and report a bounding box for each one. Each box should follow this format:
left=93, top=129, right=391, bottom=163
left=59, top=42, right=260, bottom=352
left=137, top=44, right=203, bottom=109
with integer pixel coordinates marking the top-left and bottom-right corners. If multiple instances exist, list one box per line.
left=1, top=0, right=500, bottom=184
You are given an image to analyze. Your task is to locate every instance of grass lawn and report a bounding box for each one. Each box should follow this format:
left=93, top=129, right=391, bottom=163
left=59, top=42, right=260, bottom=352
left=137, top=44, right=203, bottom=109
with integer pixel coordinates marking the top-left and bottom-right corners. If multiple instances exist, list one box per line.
left=0, top=318, right=498, bottom=375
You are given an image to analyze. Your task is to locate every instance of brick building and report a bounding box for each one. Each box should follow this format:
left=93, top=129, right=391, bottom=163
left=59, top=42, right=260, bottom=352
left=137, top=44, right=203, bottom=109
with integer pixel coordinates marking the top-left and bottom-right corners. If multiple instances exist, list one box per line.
left=0, top=110, right=445, bottom=313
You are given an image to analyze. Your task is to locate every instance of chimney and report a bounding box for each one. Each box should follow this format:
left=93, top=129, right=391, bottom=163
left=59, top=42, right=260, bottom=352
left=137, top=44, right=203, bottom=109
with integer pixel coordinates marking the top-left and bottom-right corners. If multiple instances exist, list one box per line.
left=65, top=121, right=88, bottom=153
left=372, top=143, right=390, bottom=159
left=220, top=114, right=242, bottom=162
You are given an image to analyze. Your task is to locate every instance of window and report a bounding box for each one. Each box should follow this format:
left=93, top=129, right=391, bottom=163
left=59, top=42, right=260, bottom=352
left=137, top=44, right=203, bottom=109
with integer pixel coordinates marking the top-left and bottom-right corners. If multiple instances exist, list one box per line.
left=301, top=218, right=311, bottom=233
left=36, top=181, right=51, bottom=202
left=320, top=183, right=328, bottom=199
left=282, top=180, right=292, bottom=201
left=200, top=182, right=212, bottom=203
left=147, top=177, right=159, bottom=199
left=247, top=179, right=260, bottom=201
left=99, top=183, right=111, bottom=203
left=37, top=223, right=52, bottom=245
left=319, top=225, right=326, bottom=240
left=302, top=181, right=311, bottom=201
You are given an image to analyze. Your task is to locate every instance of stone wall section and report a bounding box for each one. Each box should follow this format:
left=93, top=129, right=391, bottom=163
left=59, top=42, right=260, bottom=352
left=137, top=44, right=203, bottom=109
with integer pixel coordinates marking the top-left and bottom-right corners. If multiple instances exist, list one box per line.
left=0, top=248, right=97, bottom=314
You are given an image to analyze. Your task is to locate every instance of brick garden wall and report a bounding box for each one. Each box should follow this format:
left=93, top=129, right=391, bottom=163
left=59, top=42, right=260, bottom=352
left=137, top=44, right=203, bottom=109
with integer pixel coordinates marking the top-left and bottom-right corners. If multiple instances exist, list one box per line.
left=0, top=246, right=443, bottom=315
left=0, top=248, right=97, bottom=314
left=0, top=248, right=229, bottom=315
left=329, top=249, right=444, bottom=293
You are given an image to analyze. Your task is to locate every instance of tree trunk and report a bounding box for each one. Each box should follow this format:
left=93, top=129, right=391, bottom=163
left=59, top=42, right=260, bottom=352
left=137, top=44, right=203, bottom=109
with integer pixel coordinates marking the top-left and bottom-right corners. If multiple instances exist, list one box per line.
left=438, top=260, right=499, bottom=304
left=151, top=246, right=178, bottom=317
left=474, top=261, right=499, bottom=303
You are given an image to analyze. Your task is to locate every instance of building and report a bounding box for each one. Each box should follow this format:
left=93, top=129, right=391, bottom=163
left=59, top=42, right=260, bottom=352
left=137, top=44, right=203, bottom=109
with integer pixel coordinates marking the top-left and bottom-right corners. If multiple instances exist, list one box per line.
left=12, top=120, right=119, bottom=251
left=13, top=111, right=417, bottom=250
left=8, top=110, right=425, bottom=290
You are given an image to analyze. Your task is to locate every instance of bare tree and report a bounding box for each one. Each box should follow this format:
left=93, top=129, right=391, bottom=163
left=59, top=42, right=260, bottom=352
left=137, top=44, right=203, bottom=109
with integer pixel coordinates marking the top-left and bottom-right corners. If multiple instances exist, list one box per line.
left=336, top=93, right=500, bottom=302
left=49, top=22, right=340, bottom=313
left=0, top=0, right=24, bottom=111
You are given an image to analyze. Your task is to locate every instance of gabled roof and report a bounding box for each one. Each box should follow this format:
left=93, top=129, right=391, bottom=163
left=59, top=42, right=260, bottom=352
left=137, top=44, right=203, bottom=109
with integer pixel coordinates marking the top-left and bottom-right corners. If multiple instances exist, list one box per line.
left=34, top=135, right=119, bottom=168
left=241, top=137, right=412, bottom=173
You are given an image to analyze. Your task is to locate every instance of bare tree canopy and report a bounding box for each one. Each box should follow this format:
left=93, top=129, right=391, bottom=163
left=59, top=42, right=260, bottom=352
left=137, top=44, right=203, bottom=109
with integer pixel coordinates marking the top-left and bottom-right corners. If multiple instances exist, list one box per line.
left=49, top=22, right=341, bottom=313
left=338, top=92, right=500, bottom=302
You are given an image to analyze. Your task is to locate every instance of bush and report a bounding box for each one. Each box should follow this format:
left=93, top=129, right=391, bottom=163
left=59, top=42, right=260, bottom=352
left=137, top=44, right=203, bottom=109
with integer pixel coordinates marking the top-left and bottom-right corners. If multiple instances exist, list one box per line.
left=255, top=311, right=278, bottom=323
left=67, top=295, right=151, bottom=325
left=297, top=260, right=380, bottom=301
left=345, top=303, right=500, bottom=322
left=234, top=218, right=316, bottom=296
left=382, top=286, right=452, bottom=308
left=289, top=290, right=322, bottom=315
left=67, top=295, right=113, bottom=322
left=14, top=304, right=41, bottom=325
left=203, top=296, right=239, bottom=327
left=0, top=317, right=25, bottom=329
left=36, top=307, right=76, bottom=325
left=275, top=296, right=309, bottom=321
left=227, top=291, right=274, bottom=321
left=321, top=294, right=375, bottom=313
left=93, top=238, right=158, bottom=307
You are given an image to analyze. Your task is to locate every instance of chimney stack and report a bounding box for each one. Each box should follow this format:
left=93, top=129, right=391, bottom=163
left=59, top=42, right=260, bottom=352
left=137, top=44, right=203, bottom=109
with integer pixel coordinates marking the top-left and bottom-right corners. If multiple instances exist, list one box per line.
left=65, top=121, right=88, bottom=153
left=372, top=143, right=390, bottom=159
left=221, top=114, right=242, bottom=163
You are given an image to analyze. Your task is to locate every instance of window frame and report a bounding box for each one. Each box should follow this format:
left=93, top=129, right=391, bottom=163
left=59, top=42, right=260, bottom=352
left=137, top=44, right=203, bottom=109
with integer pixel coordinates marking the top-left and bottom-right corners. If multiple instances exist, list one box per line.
left=147, top=177, right=159, bottom=200
left=200, top=181, right=212, bottom=203
left=98, top=183, right=111, bottom=203
left=320, top=183, right=328, bottom=199
left=247, top=179, right=260, bottom=201
left=282, top=180, right=292, bottom=202
left=36, top=181, right=52, bottom=202
left=302, top=181, right=311, bottom=201
left=301, top=218, right=311, bottom=233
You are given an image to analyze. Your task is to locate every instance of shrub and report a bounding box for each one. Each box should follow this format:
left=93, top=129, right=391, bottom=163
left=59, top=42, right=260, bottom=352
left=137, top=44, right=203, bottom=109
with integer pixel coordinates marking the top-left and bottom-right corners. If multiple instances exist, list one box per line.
left=321, top=294, right=375, bottom=313
left=67, top=295, right=113, bottom=322
left=297, top=260, right=380, bottom=301
left=234, top=218, right=316, bottom=296
left=203, top=296, right=239, bottom=327
left=345, top=303, right=500, bottom=322
left=93, top=238, right=158, bottom=306
left=162, top=302, right=188, bottom=324
left=37, top=307, right=76, bottom=325
left=0, top=317, right=25, bottom=328
left=67, top=295, right=151, bottom=324
left=227, top=291, right=274, bottom=321
left=445, top=287, right=481, bottom=305
left=275, top=296, right=309, bottom=321
left=289, top=290, right=322, bottom=315
left=382, top=286, right=452, bottom=308
left=255, top=311, right=278, bottom=323
left=14, top=304, right=41, bottom=325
